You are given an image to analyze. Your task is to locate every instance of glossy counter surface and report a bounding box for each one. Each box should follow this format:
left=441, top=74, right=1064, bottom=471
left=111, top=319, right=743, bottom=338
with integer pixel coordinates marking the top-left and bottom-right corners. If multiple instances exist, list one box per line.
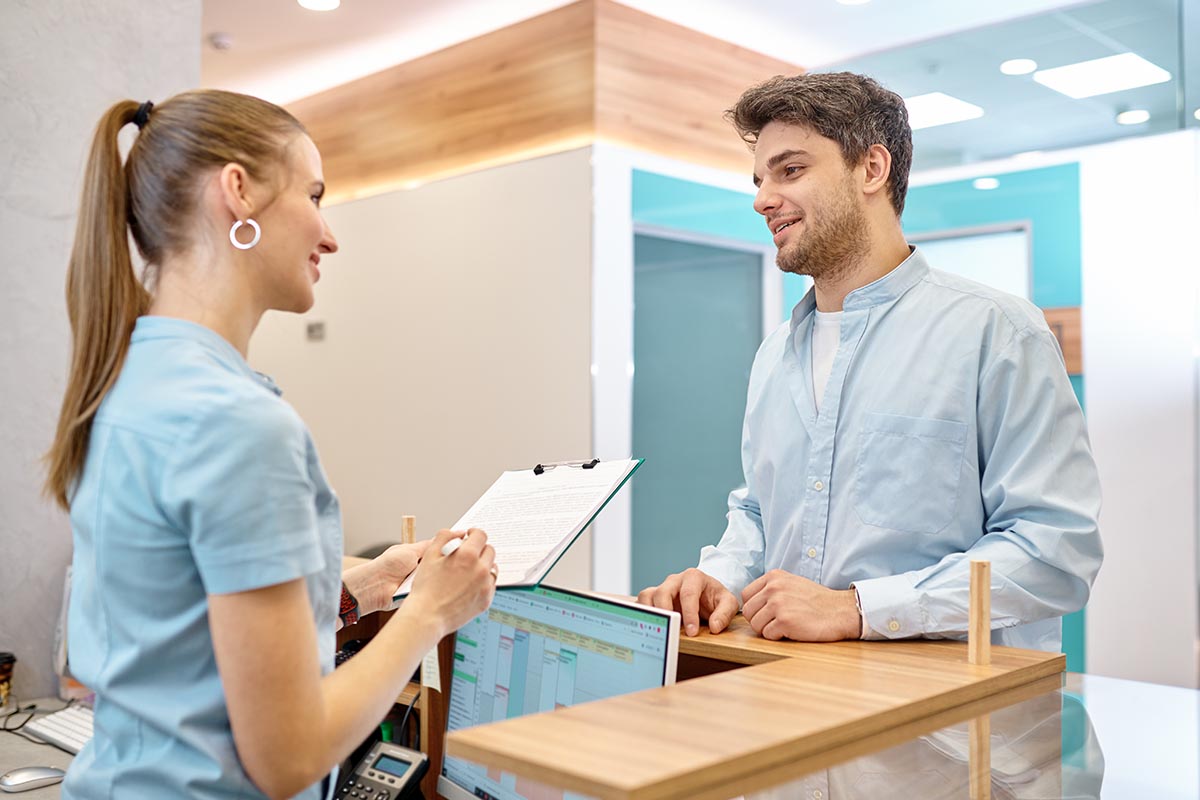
left=447, top=672, right=1198, bottom=800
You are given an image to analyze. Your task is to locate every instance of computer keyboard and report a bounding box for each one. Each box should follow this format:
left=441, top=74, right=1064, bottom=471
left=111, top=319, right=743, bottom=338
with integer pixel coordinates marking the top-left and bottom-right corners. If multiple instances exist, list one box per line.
left=25, top=704, right=93, bottom=754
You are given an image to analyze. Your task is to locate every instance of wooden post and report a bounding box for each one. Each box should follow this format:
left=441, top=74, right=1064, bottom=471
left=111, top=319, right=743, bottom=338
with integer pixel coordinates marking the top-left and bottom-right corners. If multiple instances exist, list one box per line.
left=969, top=560, right=991, bottom=666
left=401, top=515, right=416, bottom=545
left=419, top=635, right=456, bottom=799
left=969, top=712, right=992, bottom=800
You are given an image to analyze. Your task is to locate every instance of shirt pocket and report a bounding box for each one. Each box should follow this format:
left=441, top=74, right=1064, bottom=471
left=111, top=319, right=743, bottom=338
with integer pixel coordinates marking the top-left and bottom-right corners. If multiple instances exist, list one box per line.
left=853, top=412, right=968, bottom=534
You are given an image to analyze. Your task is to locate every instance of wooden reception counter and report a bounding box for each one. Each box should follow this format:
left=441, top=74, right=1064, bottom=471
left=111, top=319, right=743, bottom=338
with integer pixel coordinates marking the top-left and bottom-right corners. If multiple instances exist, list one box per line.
left=445, top=615, right=1064, bottom=800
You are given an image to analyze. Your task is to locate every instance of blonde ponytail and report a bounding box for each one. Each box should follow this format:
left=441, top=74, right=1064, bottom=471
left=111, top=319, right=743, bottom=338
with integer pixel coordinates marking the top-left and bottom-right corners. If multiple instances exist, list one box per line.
left=45, top=101, right=150, bottom=509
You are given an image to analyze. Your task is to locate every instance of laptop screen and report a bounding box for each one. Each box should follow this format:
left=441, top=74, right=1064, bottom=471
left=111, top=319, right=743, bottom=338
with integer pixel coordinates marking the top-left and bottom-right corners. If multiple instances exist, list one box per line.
left=439, top=585, right=679, bottom=800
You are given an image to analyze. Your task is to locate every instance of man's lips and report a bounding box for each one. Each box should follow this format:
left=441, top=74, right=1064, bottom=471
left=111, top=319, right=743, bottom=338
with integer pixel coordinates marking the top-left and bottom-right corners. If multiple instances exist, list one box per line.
left=771, top=217, right=801, bottom=235
left=771, top=217, right=802, bottom=245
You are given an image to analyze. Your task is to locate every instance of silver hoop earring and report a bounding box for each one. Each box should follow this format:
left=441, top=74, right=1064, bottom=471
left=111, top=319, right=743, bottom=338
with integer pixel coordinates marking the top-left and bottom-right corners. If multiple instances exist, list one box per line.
left=229, top=219, right=261, bottom=250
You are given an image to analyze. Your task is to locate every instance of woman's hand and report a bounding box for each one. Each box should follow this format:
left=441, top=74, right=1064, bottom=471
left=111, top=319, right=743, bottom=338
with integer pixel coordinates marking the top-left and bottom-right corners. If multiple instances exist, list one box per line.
left=403, top=528, right=496, bottom=636
left=342, top=541, right=429, bottom=617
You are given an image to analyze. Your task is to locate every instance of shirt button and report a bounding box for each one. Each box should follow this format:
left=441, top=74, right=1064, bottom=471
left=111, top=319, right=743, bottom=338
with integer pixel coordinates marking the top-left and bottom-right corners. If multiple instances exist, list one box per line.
left=888, top=620, right=901, bottom=632
left=813, top=791, right=824, bottom=800
left=813, top=480, right=824, bottom=491
left=807, top=548, right=817, bottom=558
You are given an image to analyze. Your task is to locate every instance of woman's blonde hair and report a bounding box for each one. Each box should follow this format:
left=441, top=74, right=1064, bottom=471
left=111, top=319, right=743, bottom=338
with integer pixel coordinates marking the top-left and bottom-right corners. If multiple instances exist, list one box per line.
left=45, top=90, right=306, bottom=510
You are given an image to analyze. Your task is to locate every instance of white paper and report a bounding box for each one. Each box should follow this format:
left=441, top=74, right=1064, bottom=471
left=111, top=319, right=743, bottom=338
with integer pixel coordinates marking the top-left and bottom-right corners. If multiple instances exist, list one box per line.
left=393, top=458, right=639, bottom=597
left=420, top=647, right=441, bottom=692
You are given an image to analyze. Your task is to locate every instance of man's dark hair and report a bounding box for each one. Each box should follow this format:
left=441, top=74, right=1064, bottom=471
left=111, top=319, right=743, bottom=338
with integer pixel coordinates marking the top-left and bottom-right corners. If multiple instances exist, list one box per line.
left=726, top=72, right=912, bottom=216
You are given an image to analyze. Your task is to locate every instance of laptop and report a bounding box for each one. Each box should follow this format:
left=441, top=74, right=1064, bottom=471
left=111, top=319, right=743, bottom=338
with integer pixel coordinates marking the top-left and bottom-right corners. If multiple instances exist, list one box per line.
left=438, top=585, right=680, bottom=800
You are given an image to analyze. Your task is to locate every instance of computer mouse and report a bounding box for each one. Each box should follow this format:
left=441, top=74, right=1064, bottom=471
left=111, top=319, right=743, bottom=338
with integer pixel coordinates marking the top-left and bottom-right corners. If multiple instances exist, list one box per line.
left=0, top=766, right=65, bottom=792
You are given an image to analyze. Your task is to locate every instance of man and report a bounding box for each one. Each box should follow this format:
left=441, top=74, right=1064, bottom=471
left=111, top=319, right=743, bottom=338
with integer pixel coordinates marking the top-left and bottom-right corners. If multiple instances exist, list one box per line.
left=637, top=72, right=1102, bottom=651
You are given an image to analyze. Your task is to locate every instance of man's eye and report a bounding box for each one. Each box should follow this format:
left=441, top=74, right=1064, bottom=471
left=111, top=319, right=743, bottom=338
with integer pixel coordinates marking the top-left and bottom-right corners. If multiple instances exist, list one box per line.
left=784, top=165, right=804, bottom=176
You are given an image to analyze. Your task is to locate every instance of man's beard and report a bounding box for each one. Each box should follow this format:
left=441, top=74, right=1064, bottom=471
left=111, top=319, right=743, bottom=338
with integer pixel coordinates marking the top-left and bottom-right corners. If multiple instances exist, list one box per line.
left=775, top=182, right=870, bottom=283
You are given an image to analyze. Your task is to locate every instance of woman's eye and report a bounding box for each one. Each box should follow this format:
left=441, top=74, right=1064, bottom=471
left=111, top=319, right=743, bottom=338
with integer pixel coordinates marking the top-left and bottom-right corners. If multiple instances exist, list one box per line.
left=311, top=195, right=323, bottom=206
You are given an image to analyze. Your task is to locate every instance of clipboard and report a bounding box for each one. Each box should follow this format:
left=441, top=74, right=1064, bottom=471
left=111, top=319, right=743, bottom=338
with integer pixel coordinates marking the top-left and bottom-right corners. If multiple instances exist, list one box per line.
left=392, top=457, right=642, bottom=599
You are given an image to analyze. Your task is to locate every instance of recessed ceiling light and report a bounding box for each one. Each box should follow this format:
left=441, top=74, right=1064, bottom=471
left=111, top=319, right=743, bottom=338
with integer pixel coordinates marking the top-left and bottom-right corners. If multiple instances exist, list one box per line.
left=904, top=92, right=985, bottom=130
left=973, top=178, right=1000, bottom=190
left=1193, top=108, right=1200, bottom=121
left=297, top=0, right=340, bottom=10
left=1116, top=109, right=1150, bottom=125
left=1033, top=52, right=1170, bottom=99
left=1000, top=59, right=1037, bottom=76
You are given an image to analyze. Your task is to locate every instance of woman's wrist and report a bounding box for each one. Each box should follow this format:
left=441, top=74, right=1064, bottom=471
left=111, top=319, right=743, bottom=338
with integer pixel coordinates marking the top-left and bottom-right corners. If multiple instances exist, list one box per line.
left=341, top=563, right=381, bottom=617
left=393, top=596, right=448, bottom=648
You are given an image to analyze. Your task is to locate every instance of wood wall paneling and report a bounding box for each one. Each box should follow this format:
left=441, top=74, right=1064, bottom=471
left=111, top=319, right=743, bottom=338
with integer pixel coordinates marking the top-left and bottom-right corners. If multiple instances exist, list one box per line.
left=1043, top=306, right=1082, bottom=374
left=289, top=1, right=597, bottom=203
left=289, top=0, right=804, bottom=203
left=593, top=0, right=800, bottom=176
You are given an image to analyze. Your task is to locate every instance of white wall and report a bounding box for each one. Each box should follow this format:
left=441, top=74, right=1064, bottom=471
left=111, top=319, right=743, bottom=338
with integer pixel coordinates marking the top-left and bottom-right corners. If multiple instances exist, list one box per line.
left=1079, top=131, right=1200, bottom=689
left=913, top=130, right=1200, bottom=688
left=251, top=148, right=595, bottom=588
left=0, top=0, right=200, bottom=700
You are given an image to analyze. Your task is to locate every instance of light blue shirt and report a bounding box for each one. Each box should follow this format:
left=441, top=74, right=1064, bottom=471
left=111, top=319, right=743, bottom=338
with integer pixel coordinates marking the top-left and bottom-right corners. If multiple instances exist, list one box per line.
left=64, top=317, right=342, bottom=799
left=698, top=248, right=1103, bottom=651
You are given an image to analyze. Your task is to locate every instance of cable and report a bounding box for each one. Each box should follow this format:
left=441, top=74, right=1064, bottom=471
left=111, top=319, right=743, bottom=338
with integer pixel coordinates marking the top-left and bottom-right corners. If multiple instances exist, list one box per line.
left=398, top=695, right=419, bottom=749
left=1, top=697, right=76, bottom=747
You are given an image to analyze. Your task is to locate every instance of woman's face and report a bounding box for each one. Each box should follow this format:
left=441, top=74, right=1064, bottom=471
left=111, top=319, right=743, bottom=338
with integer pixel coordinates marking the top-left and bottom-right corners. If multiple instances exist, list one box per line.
left=253, top=134, right=338, bottom=313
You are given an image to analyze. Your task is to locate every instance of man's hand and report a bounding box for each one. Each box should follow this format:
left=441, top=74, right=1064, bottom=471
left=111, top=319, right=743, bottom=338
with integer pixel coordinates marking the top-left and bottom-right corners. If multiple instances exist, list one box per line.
left=342, top=541, right=430, bottom=616
left=636, top=568, right=738, bottom=636
left=740, top=570, right=860, bottom=642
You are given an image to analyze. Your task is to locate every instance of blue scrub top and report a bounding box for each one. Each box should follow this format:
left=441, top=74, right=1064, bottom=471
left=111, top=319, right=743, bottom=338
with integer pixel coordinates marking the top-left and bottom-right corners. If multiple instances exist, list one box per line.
left=63, top=316, right=342, bottom=799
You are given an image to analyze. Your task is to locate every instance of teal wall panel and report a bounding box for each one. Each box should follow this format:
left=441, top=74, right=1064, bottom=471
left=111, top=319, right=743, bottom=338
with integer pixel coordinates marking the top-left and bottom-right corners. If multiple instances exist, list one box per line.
left=904, top=163, right=1082, bottom=308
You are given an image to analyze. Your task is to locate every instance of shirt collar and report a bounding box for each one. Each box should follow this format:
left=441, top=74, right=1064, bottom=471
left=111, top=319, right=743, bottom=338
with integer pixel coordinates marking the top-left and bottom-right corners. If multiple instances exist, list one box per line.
left=131, top=316, right=284, bottom=396
left=790, top=245, right=929, bottom=331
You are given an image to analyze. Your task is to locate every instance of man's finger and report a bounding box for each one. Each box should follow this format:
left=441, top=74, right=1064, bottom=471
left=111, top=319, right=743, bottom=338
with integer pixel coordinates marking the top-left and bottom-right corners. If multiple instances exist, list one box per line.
left=706, top=588, right=738, bottom=634
left=651, top=579, right=680, bottom=612
left=636, top=587, right=655, bottom=606
left=761, top=618, right=785, bottom=641
left=746, top=603, right=771, bottom=635
left=678, top=573, right=703, bottom=636
left=742, top=573, right=767, bottom=604
left=741, top=589, right=767, bottom=624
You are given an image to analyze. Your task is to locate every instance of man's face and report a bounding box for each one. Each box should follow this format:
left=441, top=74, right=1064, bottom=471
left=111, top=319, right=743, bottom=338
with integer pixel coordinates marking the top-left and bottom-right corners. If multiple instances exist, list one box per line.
left=752, top=121, right=870, bottom=279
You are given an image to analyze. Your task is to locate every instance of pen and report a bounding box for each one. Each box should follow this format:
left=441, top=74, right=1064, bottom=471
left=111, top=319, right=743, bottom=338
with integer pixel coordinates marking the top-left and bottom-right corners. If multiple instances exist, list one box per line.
left=440, top=534, right=466, bottom=557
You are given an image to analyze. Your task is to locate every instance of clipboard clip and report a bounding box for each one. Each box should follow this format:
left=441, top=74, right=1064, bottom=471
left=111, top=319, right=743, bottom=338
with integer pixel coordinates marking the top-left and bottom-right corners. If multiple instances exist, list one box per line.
left=533, top=458, right=600, bottom=475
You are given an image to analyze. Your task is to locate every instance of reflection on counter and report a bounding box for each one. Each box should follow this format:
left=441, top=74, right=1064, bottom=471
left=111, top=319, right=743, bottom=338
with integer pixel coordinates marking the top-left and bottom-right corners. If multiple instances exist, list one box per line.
left=738, top=689, right=1102, bottom=800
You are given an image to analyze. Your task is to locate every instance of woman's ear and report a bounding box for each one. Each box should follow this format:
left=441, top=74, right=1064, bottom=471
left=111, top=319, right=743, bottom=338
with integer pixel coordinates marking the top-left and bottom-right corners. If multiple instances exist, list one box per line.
left=216, top=162, right=255, bottom=220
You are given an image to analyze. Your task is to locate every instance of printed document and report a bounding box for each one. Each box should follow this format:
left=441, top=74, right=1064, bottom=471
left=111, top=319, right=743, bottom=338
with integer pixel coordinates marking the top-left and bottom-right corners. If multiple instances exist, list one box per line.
left=393, top=458, right=641, bottom=598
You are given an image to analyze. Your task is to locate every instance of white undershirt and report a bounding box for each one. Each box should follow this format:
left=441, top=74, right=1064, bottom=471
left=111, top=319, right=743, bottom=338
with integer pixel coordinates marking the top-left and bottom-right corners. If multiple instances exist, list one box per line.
left=811, top=310, right=842, bottom=413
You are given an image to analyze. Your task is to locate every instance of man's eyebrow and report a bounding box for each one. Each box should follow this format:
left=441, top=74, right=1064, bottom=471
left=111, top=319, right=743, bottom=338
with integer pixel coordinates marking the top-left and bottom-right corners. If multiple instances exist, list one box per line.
left=753, top=149, right=811, bottom=188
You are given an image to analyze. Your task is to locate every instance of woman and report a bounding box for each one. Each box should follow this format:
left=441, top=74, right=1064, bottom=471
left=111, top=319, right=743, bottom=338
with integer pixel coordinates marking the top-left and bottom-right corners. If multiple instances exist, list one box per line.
left=44, top=90, right=497, bottom=798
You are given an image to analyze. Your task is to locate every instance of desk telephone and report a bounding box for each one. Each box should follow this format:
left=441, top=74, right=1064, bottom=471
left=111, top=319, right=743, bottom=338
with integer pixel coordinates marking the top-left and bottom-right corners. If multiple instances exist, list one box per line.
left=337, top=740, right=427, bottom=800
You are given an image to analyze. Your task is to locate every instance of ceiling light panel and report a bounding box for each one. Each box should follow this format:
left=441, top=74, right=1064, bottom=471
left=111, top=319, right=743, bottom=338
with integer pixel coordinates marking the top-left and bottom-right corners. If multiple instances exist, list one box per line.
left=1032, top=52, right=1170, bottom=99
left=1116, top=109, right=1150, bottom=125
left=904, top=92, right=985, bottom=130
left=999, top=58, right=1037, bottom=75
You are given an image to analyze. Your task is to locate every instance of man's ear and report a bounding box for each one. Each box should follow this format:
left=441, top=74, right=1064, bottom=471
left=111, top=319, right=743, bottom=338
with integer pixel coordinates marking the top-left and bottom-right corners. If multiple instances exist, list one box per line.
left=861, top=143, right=893, bottom=200
left=216, top=162, right=255, bottom=220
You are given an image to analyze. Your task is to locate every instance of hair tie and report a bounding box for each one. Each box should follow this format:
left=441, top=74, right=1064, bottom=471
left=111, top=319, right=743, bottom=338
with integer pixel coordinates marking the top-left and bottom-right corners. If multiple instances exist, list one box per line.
left=133, top=100, right=154, bottom=130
